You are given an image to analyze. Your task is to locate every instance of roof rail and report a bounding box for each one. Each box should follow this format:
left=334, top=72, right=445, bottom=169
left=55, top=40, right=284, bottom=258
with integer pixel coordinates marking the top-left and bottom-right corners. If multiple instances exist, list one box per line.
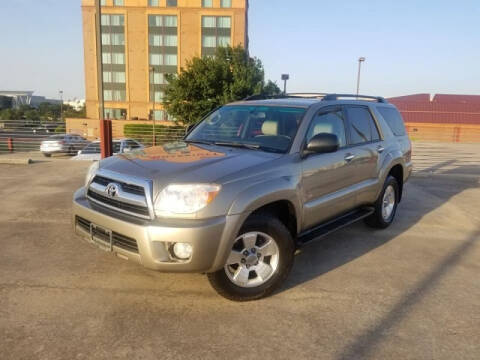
left=243, top=94, right=287, bottom=101
left=286, top=93, right=327, bottom=98
left=322, top=94, right=388, bottom=103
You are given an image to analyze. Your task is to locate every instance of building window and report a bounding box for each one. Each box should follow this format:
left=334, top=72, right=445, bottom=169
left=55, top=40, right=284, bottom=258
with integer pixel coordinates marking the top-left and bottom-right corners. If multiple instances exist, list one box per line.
left=148, top=14, right=178, bottom=103
left=166, top=0, right=177, bottom=7
left=152, top=91, right=165, bottom=102
left=104, top=108, right=127, bottom=120
left=201, top=16, right=232, bottom=56
left=113, top=0, right=124, bottom=6
left=220, top=0, right=231, bottom=7
left=148, top=0, right=159, bottom=6
left=104, top=90, right=113, bottom=101
left=202, top=0, right=213, bottom=7
left=101, top=14, right=126, bottom=104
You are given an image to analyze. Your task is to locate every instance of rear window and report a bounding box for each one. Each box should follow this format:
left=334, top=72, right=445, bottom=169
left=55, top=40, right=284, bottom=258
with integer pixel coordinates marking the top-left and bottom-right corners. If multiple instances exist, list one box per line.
left=377, top=107, right=406, bottom=136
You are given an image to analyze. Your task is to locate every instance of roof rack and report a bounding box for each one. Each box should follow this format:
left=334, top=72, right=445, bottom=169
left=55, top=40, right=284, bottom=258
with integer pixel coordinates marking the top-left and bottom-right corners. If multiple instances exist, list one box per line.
left=243, top=93, right=388, bottom=103
left=322, top=94, right=387, bottom=103
left=243, top=94, right=287, bottom=101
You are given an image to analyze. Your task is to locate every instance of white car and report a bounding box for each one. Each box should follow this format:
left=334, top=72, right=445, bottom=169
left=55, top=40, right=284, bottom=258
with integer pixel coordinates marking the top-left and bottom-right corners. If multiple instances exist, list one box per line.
left=71, top=138, right=144, bottom=161
left=40, top=134, right=89, bottom=157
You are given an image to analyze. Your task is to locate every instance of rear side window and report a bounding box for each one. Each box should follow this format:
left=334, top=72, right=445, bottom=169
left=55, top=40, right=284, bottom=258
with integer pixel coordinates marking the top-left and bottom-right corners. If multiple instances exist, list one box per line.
left=345, top=106, right=380, bottom=145
left=377, top=107, right=406, bottom=136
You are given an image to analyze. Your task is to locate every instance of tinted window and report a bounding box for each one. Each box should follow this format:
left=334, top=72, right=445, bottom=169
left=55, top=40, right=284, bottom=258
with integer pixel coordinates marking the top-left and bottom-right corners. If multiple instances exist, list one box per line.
left=126, top=140, right=141, bottom=149
left=346, top=107, right=380, bottom=144
left=306, top=109, right=347, bottom=147
left=378, top=107, right=406, bottom=136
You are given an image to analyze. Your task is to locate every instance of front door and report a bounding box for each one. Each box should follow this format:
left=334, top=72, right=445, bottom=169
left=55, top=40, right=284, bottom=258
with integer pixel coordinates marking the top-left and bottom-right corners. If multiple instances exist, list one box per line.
left=301, top=106, right=357, bottom=230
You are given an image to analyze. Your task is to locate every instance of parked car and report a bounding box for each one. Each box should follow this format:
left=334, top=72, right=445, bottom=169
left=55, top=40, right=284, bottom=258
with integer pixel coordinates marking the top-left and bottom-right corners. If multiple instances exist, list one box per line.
left=71, top=138, right=144, bottom=161
left=73, top=93, right=412, bottom=301
left=40, top=134, right=89, bottom=157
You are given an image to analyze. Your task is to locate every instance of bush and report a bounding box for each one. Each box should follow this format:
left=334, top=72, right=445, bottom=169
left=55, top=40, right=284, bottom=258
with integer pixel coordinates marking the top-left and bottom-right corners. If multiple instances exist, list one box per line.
left=124, top=123, right=185, bottom=147
left=55, top=124, right=66, bottom=133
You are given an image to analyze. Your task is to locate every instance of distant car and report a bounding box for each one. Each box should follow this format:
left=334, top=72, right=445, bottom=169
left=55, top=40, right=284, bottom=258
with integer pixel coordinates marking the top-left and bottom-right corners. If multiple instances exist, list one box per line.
left=40, top=134, right=89, bottom=157
left=71, top=138, right=144, bottom=161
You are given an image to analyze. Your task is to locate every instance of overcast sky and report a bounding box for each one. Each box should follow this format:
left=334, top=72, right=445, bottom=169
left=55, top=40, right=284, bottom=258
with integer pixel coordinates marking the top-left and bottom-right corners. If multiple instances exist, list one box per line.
left=0, top=0, right=478, bottom=100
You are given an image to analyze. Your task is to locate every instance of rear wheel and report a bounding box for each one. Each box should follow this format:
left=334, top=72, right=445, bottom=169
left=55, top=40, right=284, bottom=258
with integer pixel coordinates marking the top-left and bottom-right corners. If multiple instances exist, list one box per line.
left=43, top=153, right=51, bottom=158
left=207, top=214, right=294, bottom=301
left=365, top=175, right=399, bottom=229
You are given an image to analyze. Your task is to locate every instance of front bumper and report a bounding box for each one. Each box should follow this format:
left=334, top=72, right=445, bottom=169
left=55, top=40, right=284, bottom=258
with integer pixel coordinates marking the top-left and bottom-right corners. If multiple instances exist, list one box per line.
left=72, top=188, right=243, bottom=273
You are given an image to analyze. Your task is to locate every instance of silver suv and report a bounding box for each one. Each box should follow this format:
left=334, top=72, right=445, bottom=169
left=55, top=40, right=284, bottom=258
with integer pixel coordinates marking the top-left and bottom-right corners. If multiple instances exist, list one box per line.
left=73, top=94, right=412, bottom=301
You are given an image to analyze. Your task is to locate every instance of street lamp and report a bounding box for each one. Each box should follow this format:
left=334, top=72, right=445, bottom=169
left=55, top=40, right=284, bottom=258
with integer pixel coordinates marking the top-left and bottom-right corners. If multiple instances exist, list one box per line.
left=356, top=57, right=366, bottom=97
left=59, top=90, right=64, bottom=122
left=281, top=74, right=290, bottom=94
left=149, top=66, right=157, bottom=146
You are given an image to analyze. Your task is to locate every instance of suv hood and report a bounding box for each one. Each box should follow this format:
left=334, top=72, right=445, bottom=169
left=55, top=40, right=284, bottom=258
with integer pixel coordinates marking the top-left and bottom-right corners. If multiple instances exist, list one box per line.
left=99, top=141, right=282, bottom=190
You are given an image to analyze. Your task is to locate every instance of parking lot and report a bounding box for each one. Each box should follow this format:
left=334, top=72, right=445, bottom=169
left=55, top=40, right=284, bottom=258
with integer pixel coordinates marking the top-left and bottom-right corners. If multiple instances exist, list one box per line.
left=1, top=144, right=479, bottom=360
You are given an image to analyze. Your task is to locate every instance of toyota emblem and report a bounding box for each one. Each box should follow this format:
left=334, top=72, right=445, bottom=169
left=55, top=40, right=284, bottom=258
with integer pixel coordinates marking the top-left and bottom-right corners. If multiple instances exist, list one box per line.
left=105, top=183, right=119, bottom=197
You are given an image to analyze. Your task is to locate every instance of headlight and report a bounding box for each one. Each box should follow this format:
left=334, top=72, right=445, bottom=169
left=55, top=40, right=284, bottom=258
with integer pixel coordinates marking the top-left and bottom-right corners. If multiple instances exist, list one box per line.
left=155, top=184, right=221, bottom=215
left=84, top=161, right=99, bottom=186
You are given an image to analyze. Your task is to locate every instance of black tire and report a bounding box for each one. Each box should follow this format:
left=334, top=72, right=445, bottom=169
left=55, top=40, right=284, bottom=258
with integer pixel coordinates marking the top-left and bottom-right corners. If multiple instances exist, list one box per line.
left=364, top=175, right=399, bottom=229
left=68, top=146, right=74, bottom=155
left=207, top=214, right=295, bottom=301
left=43, top=153, right=51, bottom=158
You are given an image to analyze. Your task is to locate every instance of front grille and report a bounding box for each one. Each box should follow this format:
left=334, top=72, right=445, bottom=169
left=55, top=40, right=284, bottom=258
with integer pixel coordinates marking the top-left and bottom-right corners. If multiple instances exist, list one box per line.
left=87, top=189, right=150, bottom=217
left=92, top=175, right=145, bottom=196
left=76, top=216, right=139, bottom=253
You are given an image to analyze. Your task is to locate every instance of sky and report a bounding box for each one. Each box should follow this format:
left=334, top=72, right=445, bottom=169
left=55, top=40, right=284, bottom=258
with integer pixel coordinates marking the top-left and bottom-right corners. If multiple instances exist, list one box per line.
left=0, top=0, right=479, bottom=100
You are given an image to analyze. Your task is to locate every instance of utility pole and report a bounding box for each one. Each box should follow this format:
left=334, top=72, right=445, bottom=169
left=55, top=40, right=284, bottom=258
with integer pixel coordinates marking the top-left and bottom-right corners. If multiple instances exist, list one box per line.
left=356, top=57, right=366, bottom=97
left=95, top=0, right=112, bottom=158
left=150, top=66, right=157, bottom=147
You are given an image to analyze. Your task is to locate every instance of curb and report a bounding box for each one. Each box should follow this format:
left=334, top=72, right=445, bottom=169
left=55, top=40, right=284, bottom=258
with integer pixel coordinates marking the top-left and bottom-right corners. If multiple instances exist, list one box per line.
left=0, top=158, right=33, bottom=165
left=412, top=171, right=480, bottom=181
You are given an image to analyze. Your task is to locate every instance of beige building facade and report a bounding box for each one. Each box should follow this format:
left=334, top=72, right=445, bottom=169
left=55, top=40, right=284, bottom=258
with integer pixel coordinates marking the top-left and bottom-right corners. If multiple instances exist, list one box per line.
left=81, top=0, right=248, bottom=123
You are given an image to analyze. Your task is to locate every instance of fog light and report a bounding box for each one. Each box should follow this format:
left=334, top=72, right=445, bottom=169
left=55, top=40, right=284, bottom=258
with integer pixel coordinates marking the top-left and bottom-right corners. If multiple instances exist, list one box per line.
left=173, top=243, right=193, bottom=260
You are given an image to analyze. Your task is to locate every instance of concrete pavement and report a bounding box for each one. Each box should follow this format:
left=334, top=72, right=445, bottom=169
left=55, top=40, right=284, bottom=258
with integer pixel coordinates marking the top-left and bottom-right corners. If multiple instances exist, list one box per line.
left=0, top=150, right=479, bottom=359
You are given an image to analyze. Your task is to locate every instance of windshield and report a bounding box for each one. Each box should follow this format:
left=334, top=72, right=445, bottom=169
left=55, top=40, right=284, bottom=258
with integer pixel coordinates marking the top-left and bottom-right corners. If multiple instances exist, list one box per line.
left=186, top=105, right=306, bottom=153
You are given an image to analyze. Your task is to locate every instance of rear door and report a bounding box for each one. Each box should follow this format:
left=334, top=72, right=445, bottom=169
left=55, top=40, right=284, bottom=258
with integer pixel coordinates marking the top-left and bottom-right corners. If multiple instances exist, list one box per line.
left=344, top=105, right=383, bottom=205
left=301, top=106, right=357, bottom=229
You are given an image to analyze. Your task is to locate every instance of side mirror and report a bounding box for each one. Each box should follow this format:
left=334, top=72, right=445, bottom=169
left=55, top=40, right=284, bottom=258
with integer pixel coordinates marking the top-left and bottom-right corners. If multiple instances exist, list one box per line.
left=303, top=133, right=339, bottom=157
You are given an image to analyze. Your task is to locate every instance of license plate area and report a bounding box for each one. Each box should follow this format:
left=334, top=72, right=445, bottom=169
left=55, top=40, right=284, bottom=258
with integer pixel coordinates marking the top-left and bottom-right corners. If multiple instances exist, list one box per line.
left=89, top=223, right=113, bottom=252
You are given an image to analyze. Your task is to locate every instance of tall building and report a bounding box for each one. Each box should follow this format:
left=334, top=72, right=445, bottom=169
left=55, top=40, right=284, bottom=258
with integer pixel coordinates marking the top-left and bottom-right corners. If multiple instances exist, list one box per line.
left=81, top=0, right=248, bottom=122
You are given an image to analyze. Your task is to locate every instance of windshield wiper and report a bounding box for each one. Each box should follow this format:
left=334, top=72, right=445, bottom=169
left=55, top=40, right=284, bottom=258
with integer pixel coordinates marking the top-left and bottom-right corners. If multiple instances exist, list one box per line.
left=213, top=141, right=261, bottom=150
left=184, top=139, right=213, bottom=145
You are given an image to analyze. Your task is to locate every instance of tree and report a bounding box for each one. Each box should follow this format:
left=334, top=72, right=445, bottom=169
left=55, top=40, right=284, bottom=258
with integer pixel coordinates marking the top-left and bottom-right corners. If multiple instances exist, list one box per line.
left=163, top=46, right=281, bottom=125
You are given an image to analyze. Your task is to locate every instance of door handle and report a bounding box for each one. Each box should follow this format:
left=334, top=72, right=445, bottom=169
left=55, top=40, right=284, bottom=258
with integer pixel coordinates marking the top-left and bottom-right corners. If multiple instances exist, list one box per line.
left=344, top=154, right=355, bottom=162
left=377, top=145, right=385, bottom=153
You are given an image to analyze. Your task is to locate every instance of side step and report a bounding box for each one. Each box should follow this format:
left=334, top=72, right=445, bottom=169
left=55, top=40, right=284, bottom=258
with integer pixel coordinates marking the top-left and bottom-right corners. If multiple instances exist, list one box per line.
left=297, top=207, right=374, bottom=246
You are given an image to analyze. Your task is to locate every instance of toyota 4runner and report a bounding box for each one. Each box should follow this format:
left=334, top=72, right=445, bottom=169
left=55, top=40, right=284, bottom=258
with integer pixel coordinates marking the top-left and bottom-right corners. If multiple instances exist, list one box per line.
left=73, top=93, right=412, bottom=301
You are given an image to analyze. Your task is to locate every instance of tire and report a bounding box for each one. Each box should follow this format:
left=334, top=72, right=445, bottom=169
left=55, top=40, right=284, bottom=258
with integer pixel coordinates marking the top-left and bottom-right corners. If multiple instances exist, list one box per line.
left=207, top=214, right=295, bottom=301
left=43, top=153, right=51, bottom=158
left=68, top=146, right=74, bottom=155
left=364, top=175, right=399, bottom=229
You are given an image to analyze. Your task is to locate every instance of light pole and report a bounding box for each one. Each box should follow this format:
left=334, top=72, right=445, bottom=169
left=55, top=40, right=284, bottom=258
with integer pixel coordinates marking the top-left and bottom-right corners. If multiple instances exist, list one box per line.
left=281, top=74, right=290, bottom=94
left=59, top=90, right=64, bottom=123
left=356, top=57, right=366, bottom=97
left=149, top=66, right=156, bottom=146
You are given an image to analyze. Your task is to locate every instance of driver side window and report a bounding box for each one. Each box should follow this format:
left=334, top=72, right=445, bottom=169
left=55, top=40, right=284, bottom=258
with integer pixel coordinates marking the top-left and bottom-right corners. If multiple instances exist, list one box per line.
left=306, top=108, right=347, bottom=147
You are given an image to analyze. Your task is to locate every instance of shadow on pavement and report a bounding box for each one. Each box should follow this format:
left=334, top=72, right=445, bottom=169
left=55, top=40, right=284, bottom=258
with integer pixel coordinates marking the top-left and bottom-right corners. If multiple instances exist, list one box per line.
left=279, top=161, right=479, bottom=357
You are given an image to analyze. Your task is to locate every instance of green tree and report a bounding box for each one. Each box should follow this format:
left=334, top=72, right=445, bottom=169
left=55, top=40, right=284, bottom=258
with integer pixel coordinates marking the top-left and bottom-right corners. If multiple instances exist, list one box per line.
left=163, top=46, right=281, bottom=125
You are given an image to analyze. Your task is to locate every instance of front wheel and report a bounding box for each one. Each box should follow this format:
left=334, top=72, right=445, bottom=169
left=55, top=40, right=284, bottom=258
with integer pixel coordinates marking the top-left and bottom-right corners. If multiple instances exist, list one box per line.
left=207, top=214, right=294, bottom=301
